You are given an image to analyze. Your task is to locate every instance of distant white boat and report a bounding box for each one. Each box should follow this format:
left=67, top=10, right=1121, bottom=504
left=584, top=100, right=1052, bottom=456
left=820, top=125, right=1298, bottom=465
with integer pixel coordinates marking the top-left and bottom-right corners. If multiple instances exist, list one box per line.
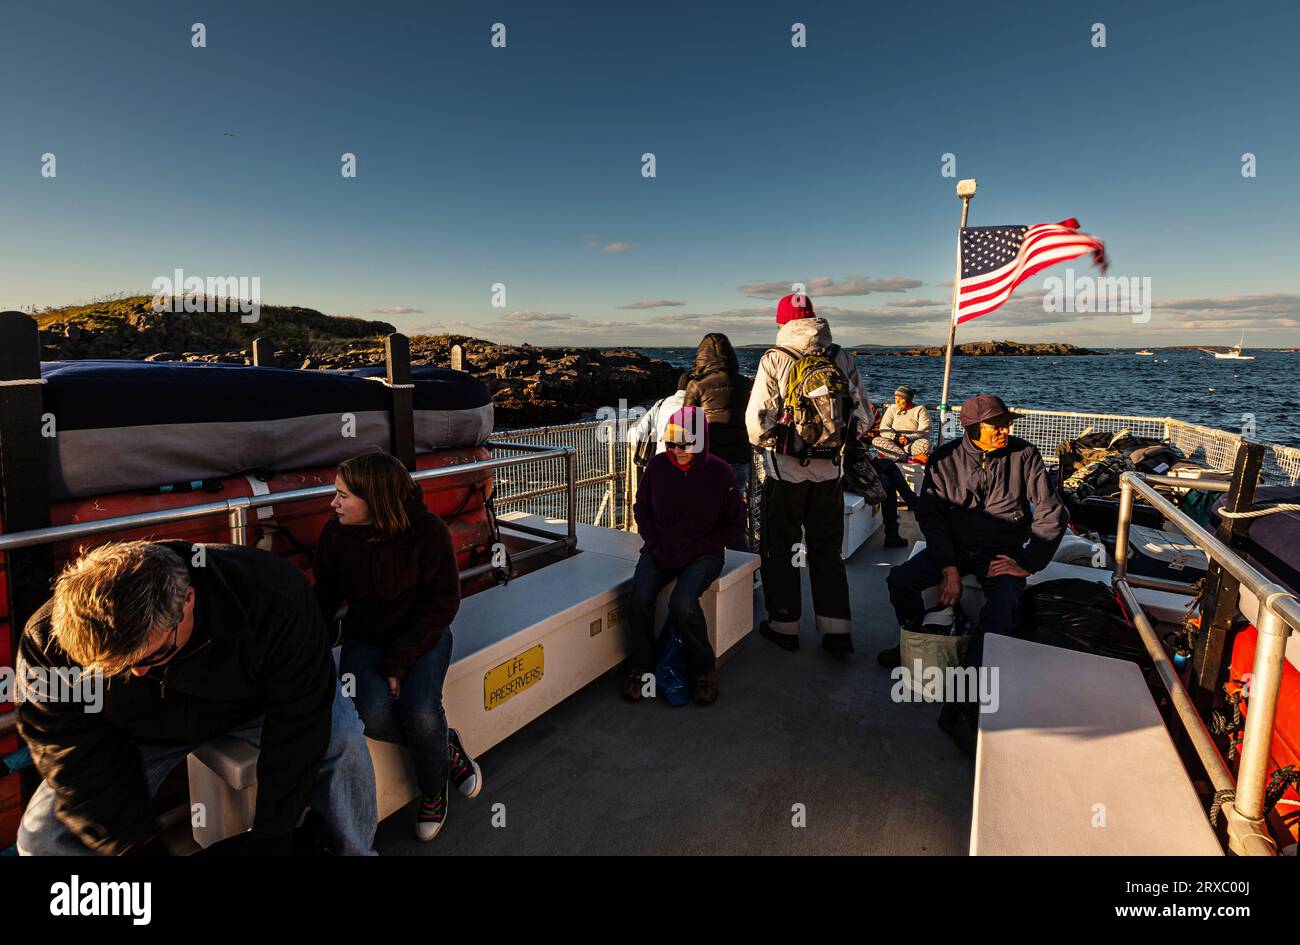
left=1136, top=349, right=1154, bottom=356
left=1204, top=332, right=1255, bottom=360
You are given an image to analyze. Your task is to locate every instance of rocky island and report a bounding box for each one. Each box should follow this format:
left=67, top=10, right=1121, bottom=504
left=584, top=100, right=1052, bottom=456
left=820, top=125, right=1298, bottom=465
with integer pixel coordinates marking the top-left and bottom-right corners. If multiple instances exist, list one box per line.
left=33, top=295, right=681, bottom=428
left=888, top=340, right=1100, bottom=357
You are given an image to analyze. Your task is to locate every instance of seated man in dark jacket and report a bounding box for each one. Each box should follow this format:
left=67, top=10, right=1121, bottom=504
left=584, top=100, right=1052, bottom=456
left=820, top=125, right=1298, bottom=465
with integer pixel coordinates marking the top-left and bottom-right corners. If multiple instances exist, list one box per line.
left=881, top=395, right=1068, bottom=749
left=17, top=540, right=377, bottom=856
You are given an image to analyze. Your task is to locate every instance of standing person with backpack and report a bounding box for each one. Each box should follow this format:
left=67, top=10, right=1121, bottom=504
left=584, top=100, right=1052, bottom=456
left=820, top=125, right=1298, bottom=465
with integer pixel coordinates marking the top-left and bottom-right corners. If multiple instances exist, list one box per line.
left=630, top=371, right=690, bottom=466
left=683, top=334, right=753, bottom=551
left=744, top=293, right=873, bottom=655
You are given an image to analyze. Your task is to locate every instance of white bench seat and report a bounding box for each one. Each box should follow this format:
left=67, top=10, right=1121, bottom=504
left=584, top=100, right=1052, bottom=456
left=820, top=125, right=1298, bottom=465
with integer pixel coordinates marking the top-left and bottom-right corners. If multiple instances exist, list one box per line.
left=971, top=634, right=1221, bottom=855
left=839, top=490, right=882, bottom=560
left=187, top=515, right=758, bottom=847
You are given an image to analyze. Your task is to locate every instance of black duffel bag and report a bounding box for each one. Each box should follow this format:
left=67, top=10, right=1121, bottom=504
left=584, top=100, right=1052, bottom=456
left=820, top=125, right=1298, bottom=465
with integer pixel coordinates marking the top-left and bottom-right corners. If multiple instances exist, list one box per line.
left=1018, top=578, right=1149, bottom=668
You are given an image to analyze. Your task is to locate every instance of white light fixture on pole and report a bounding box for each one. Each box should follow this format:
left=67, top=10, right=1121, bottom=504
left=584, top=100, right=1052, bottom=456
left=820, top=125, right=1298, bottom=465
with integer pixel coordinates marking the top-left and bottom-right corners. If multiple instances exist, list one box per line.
left=938, top=178, right=977, bottom=442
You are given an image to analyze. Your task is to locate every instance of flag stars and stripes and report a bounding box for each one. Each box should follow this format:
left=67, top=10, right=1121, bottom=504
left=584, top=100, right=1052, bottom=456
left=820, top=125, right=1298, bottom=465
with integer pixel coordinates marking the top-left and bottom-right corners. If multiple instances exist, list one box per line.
left=955, top=219, right=1106, bottom=325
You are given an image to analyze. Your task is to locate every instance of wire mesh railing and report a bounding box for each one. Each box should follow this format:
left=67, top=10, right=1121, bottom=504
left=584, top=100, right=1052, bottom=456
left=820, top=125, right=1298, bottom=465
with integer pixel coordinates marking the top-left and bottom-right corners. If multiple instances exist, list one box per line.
left=999, top=409, right=1170, bottom=462
left=999, top=408, right=1296, bottom=486
left=490, top=420, right=625, bottom=528
left=1262, top=442, right=1300, bottom=487
left=499, top=406, right=1300, bottom=540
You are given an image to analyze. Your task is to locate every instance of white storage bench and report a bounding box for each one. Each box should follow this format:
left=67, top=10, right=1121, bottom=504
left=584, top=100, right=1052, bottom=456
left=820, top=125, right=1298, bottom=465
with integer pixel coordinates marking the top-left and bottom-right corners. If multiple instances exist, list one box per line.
left=971, top=634, right=1221, bottom=855
left=186, top=515, right=759, bottom=848
left=840, top=490, right=883, bottom=560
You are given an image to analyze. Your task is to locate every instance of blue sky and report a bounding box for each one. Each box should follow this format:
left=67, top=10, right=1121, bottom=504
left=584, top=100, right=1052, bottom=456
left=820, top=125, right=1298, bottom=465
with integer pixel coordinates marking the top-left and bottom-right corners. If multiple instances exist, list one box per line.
left=2, top=0, right=1298, bottom=347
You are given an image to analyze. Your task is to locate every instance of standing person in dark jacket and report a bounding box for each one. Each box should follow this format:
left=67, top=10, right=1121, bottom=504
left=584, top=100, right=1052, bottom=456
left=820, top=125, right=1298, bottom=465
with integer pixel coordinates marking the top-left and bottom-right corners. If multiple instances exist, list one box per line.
left=626, top=406, right=745, bottom=705
left=17, top=540, right=376, bottom=856
left=314, top=450, right=480, bottom=843
left=683, top=333, right=754, bottom=551
left=881, top=394, right=1068, bottom=751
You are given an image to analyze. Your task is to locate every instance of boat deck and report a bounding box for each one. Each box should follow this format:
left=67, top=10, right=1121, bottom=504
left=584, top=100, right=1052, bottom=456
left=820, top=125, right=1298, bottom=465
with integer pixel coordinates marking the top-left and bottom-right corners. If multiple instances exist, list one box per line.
left=374, top=510, right=974, bottom=855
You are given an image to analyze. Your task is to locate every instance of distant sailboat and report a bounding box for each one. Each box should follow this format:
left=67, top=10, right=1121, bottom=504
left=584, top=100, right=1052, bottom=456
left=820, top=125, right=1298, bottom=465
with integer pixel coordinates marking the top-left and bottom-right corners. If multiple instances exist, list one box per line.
left=1203, top=332, right=1255, bottom=360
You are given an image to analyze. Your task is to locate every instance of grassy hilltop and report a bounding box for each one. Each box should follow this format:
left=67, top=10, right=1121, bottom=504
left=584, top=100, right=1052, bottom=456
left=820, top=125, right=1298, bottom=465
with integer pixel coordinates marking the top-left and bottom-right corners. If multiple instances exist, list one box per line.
left=31, top=294, right=680, bottom=427
left=35, top=294, right=395, bottom=357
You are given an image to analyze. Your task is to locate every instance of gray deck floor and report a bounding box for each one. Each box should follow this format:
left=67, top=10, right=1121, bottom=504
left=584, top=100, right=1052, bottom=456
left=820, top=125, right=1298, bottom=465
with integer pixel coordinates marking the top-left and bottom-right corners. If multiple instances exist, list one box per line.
left=376, top=512, right=974, bottom=855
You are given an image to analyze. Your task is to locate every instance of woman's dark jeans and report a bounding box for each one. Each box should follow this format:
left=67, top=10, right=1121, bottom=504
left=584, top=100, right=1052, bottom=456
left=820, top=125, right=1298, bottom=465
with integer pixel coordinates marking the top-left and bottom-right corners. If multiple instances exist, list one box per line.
left=626, top=550, right=725, bottom=678
left=340, top=629, right=454, bottom=797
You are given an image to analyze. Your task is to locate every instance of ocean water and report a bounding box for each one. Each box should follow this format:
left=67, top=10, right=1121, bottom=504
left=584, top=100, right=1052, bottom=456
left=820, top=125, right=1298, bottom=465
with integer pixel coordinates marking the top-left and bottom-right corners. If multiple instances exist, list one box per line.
left=633, top=347, right=1300, bottom=449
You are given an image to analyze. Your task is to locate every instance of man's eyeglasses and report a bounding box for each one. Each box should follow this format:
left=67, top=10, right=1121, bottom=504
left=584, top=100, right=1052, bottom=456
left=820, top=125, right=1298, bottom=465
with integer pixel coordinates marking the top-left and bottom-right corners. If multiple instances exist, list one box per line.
left=129, top=622, right=182, bottom=671
left=666, top=441, right=696, bottom=451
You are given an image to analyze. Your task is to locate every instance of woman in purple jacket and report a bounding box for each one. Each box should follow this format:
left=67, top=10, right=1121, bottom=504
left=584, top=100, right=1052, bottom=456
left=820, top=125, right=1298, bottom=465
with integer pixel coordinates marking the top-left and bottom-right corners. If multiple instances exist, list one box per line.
left=625, top=406, right=746, bottom=705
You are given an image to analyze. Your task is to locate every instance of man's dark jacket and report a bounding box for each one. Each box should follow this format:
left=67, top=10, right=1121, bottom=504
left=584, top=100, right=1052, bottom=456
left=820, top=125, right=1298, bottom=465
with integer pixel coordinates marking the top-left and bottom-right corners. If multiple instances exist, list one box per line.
left=17, top=542, right=336, bottom=855
left=683, top=333, right=753, bottom=467
left=916, top=434, right=1068, bottom=573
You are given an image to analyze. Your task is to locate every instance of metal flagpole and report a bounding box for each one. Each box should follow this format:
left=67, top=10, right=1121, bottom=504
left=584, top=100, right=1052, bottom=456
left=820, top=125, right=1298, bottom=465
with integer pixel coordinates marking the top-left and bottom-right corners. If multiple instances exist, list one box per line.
left=938, top=178, right=977, bottom=442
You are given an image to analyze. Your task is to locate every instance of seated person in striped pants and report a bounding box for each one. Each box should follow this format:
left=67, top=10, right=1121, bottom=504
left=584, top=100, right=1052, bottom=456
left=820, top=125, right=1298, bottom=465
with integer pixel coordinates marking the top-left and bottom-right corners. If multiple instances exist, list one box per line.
left=872, top=385, right=932, bottom=461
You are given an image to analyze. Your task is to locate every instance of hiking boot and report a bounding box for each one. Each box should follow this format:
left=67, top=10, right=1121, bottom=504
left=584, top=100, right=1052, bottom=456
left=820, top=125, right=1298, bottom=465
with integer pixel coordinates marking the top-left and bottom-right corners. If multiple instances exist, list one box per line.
left=877, top=644, right=902, bottom=668
left=622, top=669, right=648, bottom=701
left=448, top=728, right=482, bottom=799
left=692, top=669, right=718, bottom=706
left=759, top=620, right=799, bottom=652
left=938, top=703, right=978, bottom=756
left=822, top=633, right=855, bottom=656
left=415, top=783, right=448, bottom=842
left=883, top=532, right=908, bottom=548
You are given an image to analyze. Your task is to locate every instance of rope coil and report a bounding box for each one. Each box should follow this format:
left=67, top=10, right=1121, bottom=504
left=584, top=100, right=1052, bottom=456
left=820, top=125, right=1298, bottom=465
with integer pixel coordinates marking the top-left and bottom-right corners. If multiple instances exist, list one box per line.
left=362, top=376, right=416, bottom=390
left=1219, top=503, right=1300, bottom=519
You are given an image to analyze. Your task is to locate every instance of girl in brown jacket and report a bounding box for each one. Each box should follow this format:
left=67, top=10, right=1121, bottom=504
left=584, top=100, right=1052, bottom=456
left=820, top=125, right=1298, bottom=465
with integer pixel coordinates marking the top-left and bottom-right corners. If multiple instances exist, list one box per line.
left=314, top=451, right=482, bottom=842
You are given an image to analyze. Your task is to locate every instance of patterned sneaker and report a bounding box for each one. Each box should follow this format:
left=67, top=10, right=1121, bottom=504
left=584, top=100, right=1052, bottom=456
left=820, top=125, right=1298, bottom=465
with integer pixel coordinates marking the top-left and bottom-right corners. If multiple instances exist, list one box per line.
left=448, top=728, right=482, bottom=799
left=415, top=783, right=448, bottom=842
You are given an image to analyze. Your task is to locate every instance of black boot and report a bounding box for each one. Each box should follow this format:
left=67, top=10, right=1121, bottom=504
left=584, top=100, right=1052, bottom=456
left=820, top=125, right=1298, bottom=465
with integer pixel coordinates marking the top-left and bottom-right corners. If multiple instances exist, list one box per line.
left=883, top=531, right=907, bottom=548
left=876, top=644, right=902, bottom=668
left=759, top=620, right=799, bottom=652
left=822, top=633, right=854, bottom=656
left=938, top=703, right=978, bottom=756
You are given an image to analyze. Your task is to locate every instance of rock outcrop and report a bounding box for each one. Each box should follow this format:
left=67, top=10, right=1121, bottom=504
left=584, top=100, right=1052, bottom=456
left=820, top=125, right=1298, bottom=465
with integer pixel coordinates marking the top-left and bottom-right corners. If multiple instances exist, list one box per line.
left=888, top=340, right=1100, bottom=357
left=33, top=297, right=681, bottom=428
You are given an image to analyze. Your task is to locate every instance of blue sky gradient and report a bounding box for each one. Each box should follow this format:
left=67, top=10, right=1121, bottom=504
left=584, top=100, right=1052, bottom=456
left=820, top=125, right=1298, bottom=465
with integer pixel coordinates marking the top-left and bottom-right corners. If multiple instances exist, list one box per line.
left=3, top=0, right=1298, bottom=347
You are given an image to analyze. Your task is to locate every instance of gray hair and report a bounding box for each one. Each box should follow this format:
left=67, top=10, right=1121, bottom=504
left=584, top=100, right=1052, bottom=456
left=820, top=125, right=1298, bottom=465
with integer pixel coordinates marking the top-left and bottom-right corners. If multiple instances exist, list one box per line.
left=51, top=541, right=190, bottom=675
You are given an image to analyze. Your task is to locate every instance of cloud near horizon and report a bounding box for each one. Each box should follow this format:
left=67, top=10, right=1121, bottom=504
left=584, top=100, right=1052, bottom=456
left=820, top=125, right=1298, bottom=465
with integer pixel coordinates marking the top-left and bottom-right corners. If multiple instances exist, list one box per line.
left=887, top=298, right=949, bottom=308
left=399, top=292, right=1300, bottom=348
left=739, top=275, right=923, bottom=298
left=501, top=310, right=573, bottom=322
left=602, top=242, right=633, bottom=253
left=365, top=306, right=423, bottom=315
left=618, top=299, right=685, bottom=309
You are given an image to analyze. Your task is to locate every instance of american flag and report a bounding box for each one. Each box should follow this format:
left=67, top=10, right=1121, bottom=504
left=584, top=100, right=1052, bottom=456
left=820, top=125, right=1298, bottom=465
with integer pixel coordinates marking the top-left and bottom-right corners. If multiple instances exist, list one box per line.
left=955, top=218, right=1107, bottom=324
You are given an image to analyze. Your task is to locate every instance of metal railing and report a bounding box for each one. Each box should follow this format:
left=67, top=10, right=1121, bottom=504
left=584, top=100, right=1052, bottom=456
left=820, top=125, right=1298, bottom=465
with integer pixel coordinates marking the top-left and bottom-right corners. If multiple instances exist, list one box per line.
left=491, top=407, right=1299, bottom=545
left=0, top=440, right=579, bottom=738
left=0, top=441, right=578, bottom=571
left=1114, top=470, right=1300, bottom=856
left=988, top=407, right=1299, bottom=487
left=489, top=421, right=624, bottom=529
